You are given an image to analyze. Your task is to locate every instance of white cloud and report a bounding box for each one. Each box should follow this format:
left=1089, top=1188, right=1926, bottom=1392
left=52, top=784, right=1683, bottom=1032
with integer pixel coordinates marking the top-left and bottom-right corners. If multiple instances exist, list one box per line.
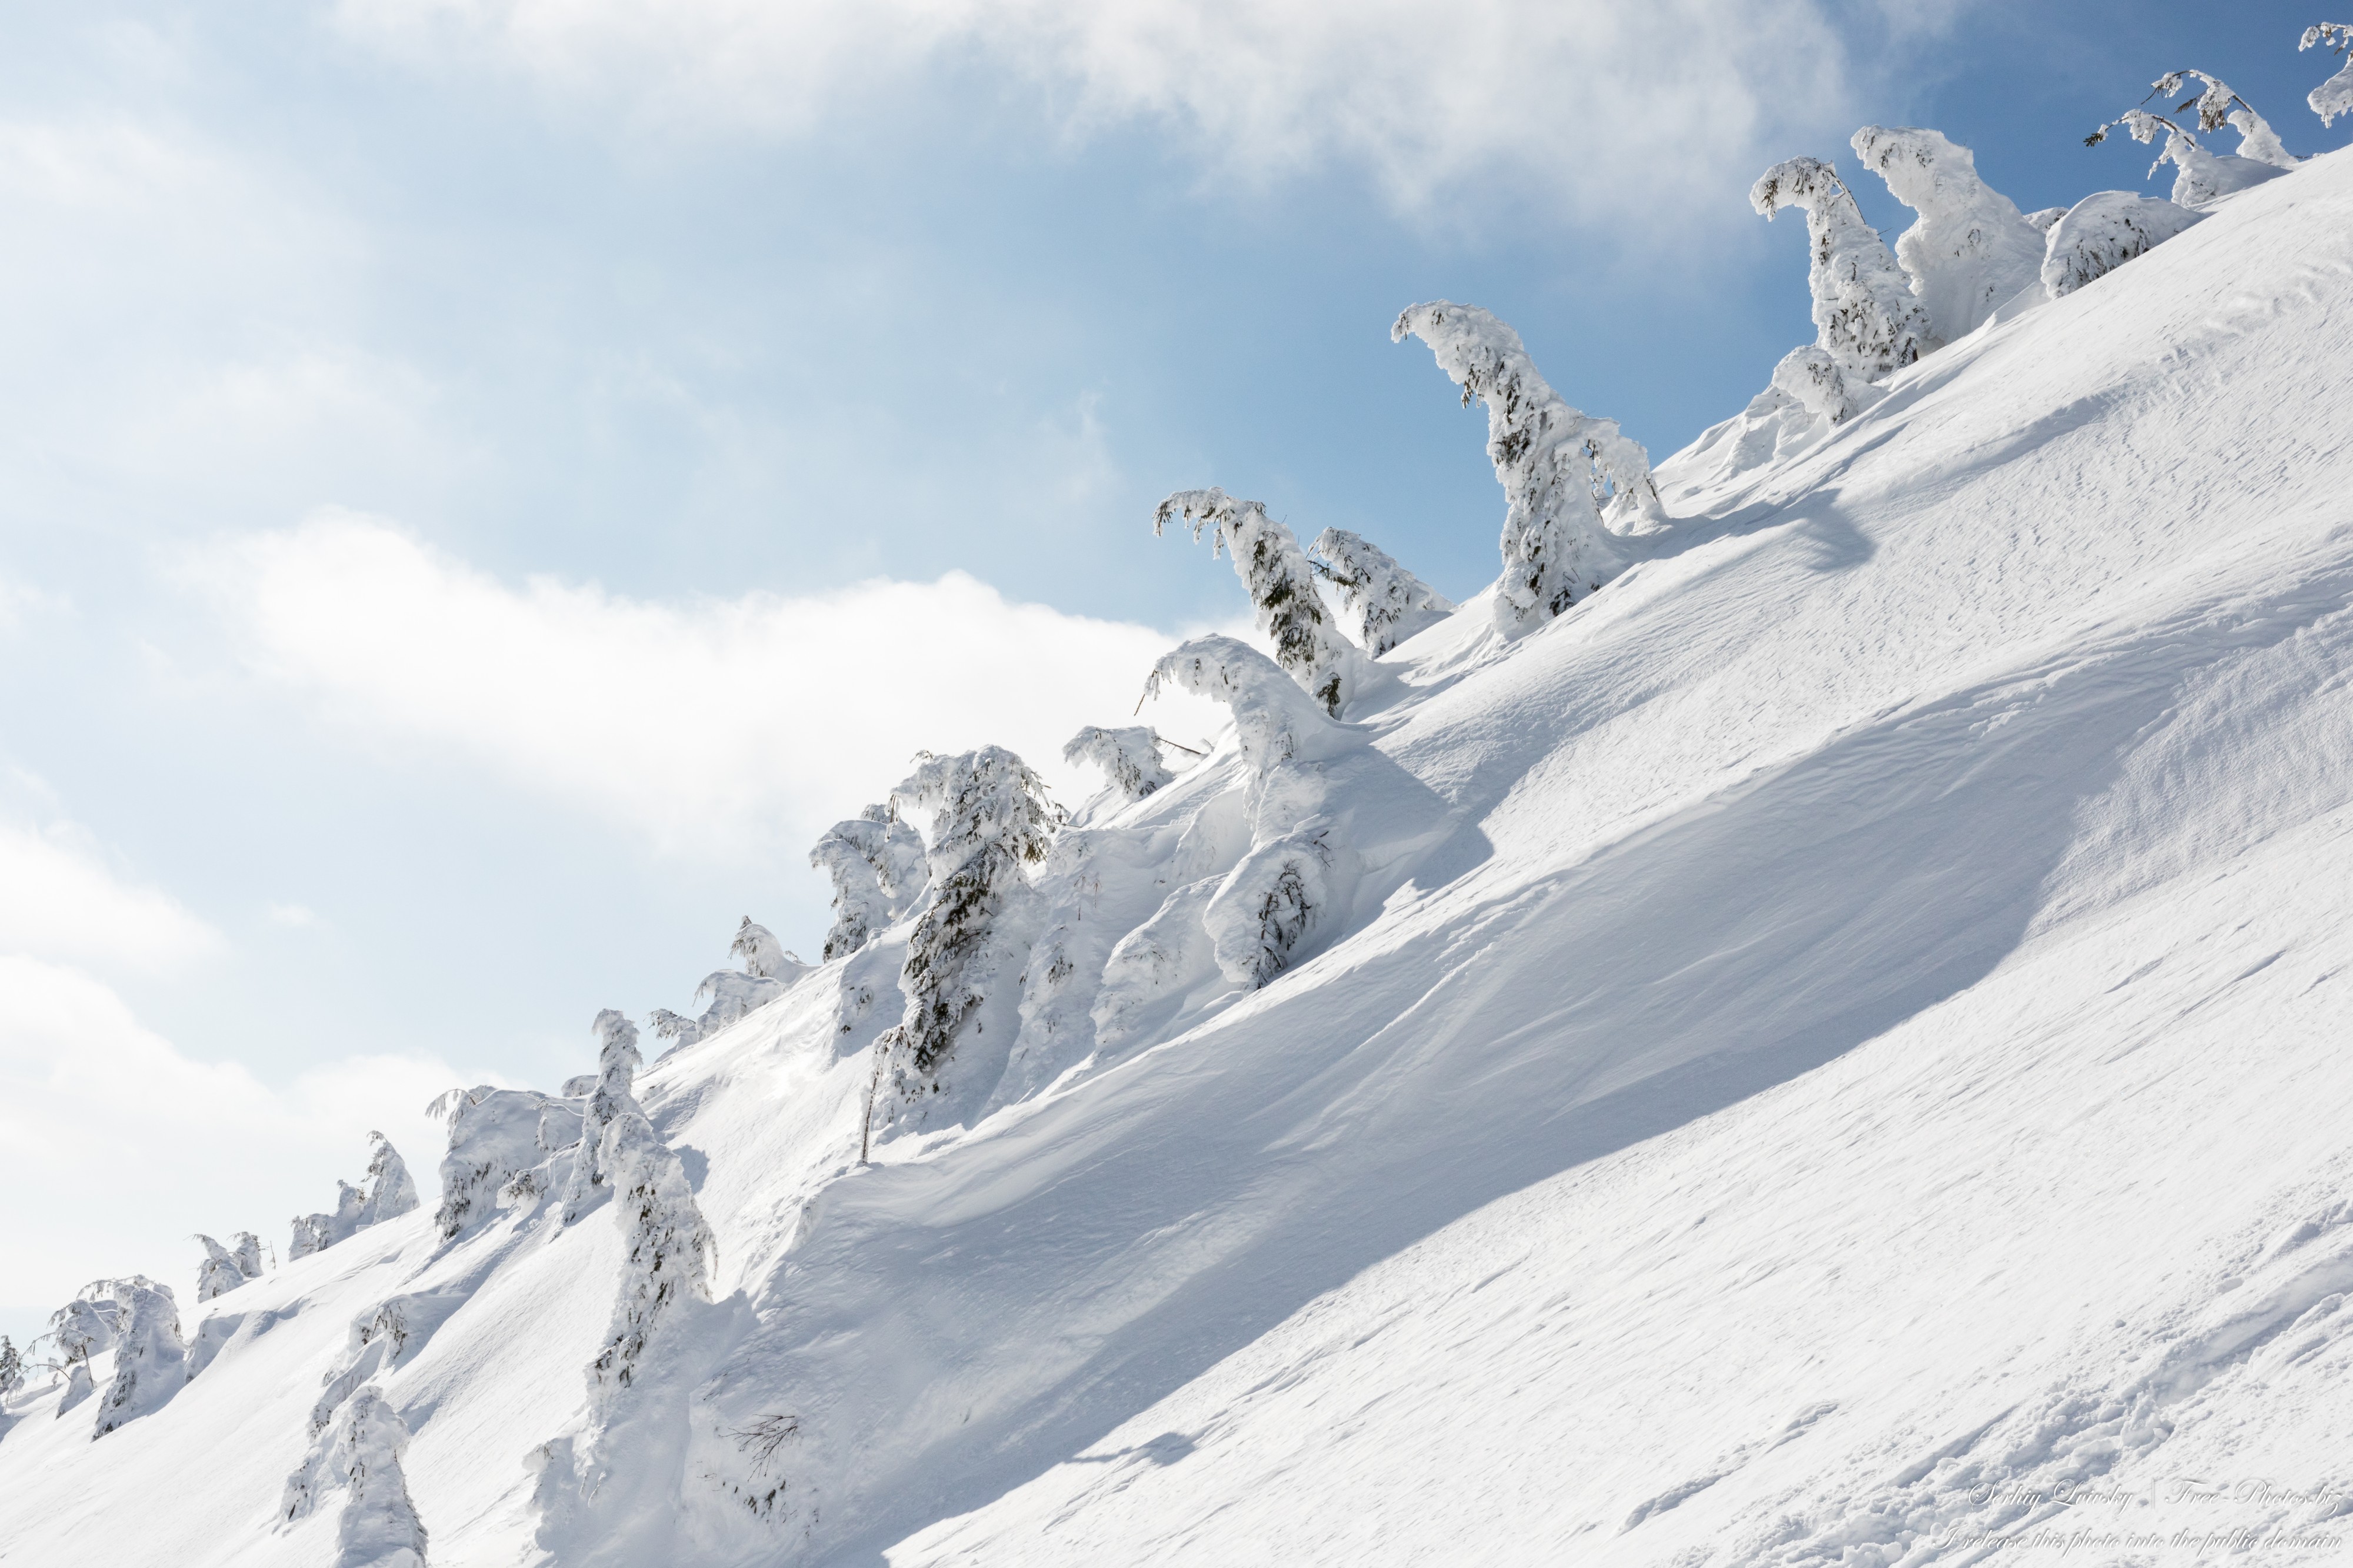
left=0, top=955, right=475, bottom=1327
left=336, top=0, right=1964, bottom=226
left=0, top=820, right=224, bottom=978
left=202, top=512, right=1236, bottom=856
left=267, top=902, right=325, bottom=928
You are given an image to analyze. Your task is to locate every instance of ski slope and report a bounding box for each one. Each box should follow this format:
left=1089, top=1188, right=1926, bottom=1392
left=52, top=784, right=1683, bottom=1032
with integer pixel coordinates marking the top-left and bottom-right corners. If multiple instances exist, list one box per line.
left=5, top=144, right=2353, bottom=1568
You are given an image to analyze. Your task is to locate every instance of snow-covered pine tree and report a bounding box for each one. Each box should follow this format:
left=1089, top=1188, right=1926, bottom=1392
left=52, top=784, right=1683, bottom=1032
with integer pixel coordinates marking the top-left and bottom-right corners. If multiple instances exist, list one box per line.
left=1063, top=725, right=1176, bottom=804
left=285, top=1384, right=431, bottom=1568
left=358, top=1132, right=421, bottom=1228
left=2146, top=70, right=2301, bottom=166
left=562, top=1010, right=642, bottom=1224
left=232, top=1230, right=264, bottom=1280
left=195, top=1235, right=248, bottom=1302
left=729, top=918, right=791, bottom=979
left=2085, top=108, right=2287, bottom=207
left=1155, top=489, right=1362, bottom=715
left=2038, top=192, right=2207, bottom=299
left=1848, top=126, right=2048, bottom=347
left=586, top=1105, right=716, bottom=1413
left=1392, top=302, right=1662, bottom=635
left=1309, top=529, right=1457, bottom=656
left=291, top=1180, right=368, bottom=1259
left=809, top=806, right=930, bottom=962
left=869, top=747, right=1059, bottom=1137
left=0, top=1335, right=19, bottom=1397
left=1202, top=824, right=1338, bottom=989
left=1751, top=158, right=1931, bottom=389
left=1142, top=635, right=1352, bottom=776
left=432, top=1086, right=576, bottom=1240
left=94, top=1277, right=186, bottom=1437
left=2307, top=25, right=2353, bottom=126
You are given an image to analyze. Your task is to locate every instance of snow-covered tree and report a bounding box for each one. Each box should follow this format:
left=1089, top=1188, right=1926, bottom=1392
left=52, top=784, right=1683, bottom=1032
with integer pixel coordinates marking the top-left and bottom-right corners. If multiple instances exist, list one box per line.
left=562, top=1009, right=642, bottom=1223
left=809, top=806, right=929, bottom=962
left=358, top=1133, right=420, bottom=1228
left=1848, top=126, right=2048, bottom=346
left=2145, top=70, right=2301, bottom=166
left=2023, top=207, right=2067, bottom=233
left=94, top=1277, right=186, bottom=1437
left=649, top=920, right=809, bottom=1055
left=1063, top=725, right=1176, bottom=804
left=869, top=746, right=1059, bottom=1136
left=1309, top=529, right=1457, bottom=656
left=291, top=1180, right=367, bottom=1260
left=0, top=1335, right=20, bottom=1397
left=432, top=1086, right=575, bottom=1240
left=232, top=1230, right=264, bottom=1279
left=1155, top=489, right=1362, bottom=713
left=1768, top=345, right=1875, bottom=425
left=1392, top=302, right=1662, bottom=635
left=195, top=1235, right=248, bottom=1302
left=586, top=1105, right=716, bottom=1413
left=2307, top=25, right=2353, bottom=125
left=2085, top=108, right=2288, bottom=207
left=285, top=1384, right=430, bottom=1568
left=2039, top=192, right=2208, bottom=298
left=1142, top=636, right=1351, bottom=776
left=729, top=918, right=792, bottom=979
left=1201, top=823, right=1339, bottom=989
left=1751, top=158, right=1931, bottom=384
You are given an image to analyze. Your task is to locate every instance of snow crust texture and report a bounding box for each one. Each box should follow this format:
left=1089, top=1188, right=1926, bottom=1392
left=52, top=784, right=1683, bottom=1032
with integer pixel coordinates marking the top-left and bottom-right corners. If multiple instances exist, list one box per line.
left=8, top=123, right=2353, bottom=1568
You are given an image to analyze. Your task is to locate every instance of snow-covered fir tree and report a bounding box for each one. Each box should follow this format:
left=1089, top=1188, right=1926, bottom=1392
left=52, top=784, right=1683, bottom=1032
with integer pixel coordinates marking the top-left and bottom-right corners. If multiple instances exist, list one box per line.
left=809, top=806, right=930, bottom=962
left=1392, top=301, right=1661, bottom=635
left=232, top=1230, right=264, bottom=1279
left=2309, top=25, right=2353, bottom=125
left=1155, top=488, right=1362, bottom=715
left=729, top=918, right=792, bottom=978
left=94, top=1277, right=186, bottom=1438
left=586, top=1106, right=717, bottom=1413
left=1309, top=528, right=1457, bottom=656
left=1848, top=126, right=2047, bottom=346
left=358, top=1132, right=421, bottom=1228
left=2039, top=192, right=2207, bottom=298
left=195, top=1234, right=248, bottom=1302
left=1751, top=157, right=1930, bottom=387
left=1063, top=725, right=1176, bottom=804
left=432, top=1086, right=579, bottom=1240
left=1142, top=635, right=1352, bottom=776
left=0, top=1335, right=20, bottom=1397
left=562, top=1010, right=642, bottom=1223
left=649, top=920, right=808, bottom=1055
left=285, top=1384, right=431, bottom=1568
left=869, top=746, right=1059, bottom=1139
left=2148, top=70, right=2301, bottom=166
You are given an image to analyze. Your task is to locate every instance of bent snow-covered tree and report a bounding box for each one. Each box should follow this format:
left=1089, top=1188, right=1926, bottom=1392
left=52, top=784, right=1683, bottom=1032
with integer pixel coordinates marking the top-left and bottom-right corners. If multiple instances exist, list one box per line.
left=94, top=1277, right=186, bottom=1438
left=1392, top=302, right=1661, bottom=636
left=808, top=806, right=930, bottom=962
left=290, top=1180, right=366, bottom=1260
left=358, top=1132, right=420, bottom=1227
left=2086, top=108, right=2288, bottom=208
left=1848, top=126, right=2047, bottom=345
left=1064, top=725, right=1176, bottom=804
left=1155, top=489, right=1361, bottom=715
left=871, top=747, right=1059, bottom=1135
left=587, top=1105, right=716, bottom=1413
left=649, top=919, right=809, bottom=1054
left=195, top=1235, right=248, bottom=1302
left=284, top=1384, right=430, bottom=1568
left=1751, top=157, right=1929, bottom=397
left=2304, top=25, right=2353, bottom=126
left=1310, top=529, right=1457, bottom=656
left=1142, top=636, right=1352, bottom=776
left=729, top=917, right=793, bottom=979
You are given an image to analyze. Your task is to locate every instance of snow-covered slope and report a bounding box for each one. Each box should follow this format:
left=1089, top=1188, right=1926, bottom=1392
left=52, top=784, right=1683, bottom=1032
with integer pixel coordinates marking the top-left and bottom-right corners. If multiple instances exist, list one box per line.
left=7, top=148, right=2353, bottom=1568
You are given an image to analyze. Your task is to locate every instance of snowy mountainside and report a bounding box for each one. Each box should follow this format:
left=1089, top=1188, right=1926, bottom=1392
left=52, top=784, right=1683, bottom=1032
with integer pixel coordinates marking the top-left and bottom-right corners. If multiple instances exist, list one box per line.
left=6, top=141, right=2353, bottom=1568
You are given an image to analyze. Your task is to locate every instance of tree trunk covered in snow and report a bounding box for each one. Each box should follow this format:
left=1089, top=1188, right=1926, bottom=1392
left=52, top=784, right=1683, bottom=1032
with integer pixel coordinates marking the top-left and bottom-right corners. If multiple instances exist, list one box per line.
left=1392, top=301, right=1658, bottom=635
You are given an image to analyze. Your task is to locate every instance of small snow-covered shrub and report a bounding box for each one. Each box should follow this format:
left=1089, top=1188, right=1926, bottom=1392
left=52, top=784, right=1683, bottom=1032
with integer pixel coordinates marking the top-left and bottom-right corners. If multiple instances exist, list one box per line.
left=563, top=1009, right=643, bottom=1223
left=1309, top=529, right=1456, bottom=655
left=1203, top=823, right=1339, bottom=988
left=94, top=1277, right=185, bottom=1437
left=1156, top=489, right=1362, bottom=714
left=2039, top=192, right=2207, bottom=298
left=358, top=1132, right=420, bottom=1228
left=195, top=1235, right=248, bottom=1302
left=1394, top=301, right=1659, bottom=635
left=1849, top=126, right=2047, bottom=345
left=1769, top=345, right=1875, bottom=425
left=2308, top=25, right=2353, bottom=125
left=870, top=746, right=1059, bottom=1136
left=290, top=1180, right=366, bottom=1260
left=1063, top=725, right=1176, bottom=803
left=1751, top=157, right=1930, bottom=383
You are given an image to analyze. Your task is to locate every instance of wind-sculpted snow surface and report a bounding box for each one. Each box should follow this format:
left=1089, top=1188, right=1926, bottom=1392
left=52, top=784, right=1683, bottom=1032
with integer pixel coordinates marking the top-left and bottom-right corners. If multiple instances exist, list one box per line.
left=9, top=131, right=2353, bottom=1568
left=1393, top=300, right=1660, bottom=634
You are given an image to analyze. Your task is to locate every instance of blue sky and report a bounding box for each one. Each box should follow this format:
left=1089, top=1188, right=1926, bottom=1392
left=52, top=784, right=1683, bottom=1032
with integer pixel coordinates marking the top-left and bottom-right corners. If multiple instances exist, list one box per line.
left=1, top=0, right=2339, bottom=1335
